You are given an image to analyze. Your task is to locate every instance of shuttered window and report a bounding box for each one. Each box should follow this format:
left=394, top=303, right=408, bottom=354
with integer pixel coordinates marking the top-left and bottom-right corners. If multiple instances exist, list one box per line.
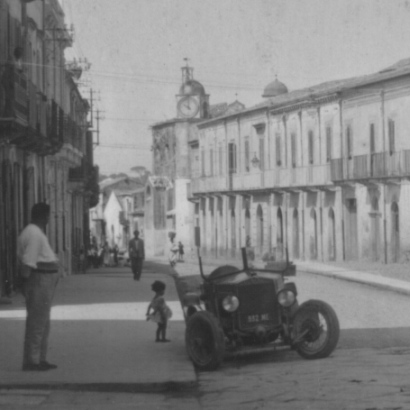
left=388, top=119, right=395, bottom=155
left=228, top=143, right=237, bottom=173
left=326, top=127, right=332, bottom=162
left=275, top=134, right=281, bottom=166
left=244, top=139, right=250, bottom=172
left=201, top=149, right=205, bottom=176
left=219, top=144, right=223, bottom=175
left=259, top=138, right=265, bottom=170
left=308, top=131, right=314, bottom=164
left=291, top=132, right=297, bottom=167
left=346, top=125, right=353, bottom=160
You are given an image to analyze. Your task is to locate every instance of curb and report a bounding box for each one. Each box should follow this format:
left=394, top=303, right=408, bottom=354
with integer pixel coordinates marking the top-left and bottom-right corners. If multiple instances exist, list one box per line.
left=295, top=266, right=410, bottom=296
left=0, top=380, right=198, bottom=394
left=161, top=257, right=410, bottom=298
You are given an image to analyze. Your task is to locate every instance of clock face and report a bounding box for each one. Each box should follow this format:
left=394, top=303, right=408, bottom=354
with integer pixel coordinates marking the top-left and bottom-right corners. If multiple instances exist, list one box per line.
left=178, top=96, right=199, bottom=118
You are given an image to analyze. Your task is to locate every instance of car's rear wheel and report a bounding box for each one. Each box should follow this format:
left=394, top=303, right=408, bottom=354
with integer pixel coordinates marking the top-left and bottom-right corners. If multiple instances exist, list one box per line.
left=292, top=299, right=339, bottom=359
left=185, top=311, right=225, bottom=371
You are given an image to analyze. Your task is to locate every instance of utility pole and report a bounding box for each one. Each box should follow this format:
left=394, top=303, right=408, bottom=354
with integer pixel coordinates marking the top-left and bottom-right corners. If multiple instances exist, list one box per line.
left=94, top=109, right=104, bottom=147
left=89, top=89, right=94, bottom=128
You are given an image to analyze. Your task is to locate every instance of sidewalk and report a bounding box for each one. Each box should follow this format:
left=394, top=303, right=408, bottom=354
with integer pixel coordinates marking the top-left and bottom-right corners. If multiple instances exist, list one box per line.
left=167, top=253, right=410, bottom=296
left=0, top=262, right=196, bottom=392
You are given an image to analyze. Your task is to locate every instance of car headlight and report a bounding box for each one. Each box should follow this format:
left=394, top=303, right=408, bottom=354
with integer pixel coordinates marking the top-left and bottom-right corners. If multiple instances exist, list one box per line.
left=222, top=295, right=240, bottom=312
left=277, top=289, right=296, bottom=307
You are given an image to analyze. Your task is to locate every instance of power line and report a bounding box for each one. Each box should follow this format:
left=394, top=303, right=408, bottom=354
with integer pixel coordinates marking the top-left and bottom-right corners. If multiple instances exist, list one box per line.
left=96, top=144, right=151, bottom=151
left=103, top=117, right=157, bottom=122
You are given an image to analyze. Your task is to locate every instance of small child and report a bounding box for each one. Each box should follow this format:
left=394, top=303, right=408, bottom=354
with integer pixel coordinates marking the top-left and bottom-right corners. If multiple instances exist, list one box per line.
left=146, top=280, right=172, bottom=342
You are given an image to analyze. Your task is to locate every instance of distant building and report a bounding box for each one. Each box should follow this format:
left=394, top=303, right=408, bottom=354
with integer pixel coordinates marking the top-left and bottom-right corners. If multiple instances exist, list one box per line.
left=89, top=176, right=145, bottom=250
left=146, top=63, right=244, bottom=257
left=192, top=58, right=410, bottom=264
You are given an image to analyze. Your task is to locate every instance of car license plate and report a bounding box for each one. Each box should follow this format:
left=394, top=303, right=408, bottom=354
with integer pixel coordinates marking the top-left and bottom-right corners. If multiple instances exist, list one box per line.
left=247, top=313, right=270, bottom=323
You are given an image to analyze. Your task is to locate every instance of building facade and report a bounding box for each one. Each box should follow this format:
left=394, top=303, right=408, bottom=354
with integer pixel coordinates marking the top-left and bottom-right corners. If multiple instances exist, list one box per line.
left=191, top=59, right=410, bottom=264
left=146, top=63, right=246, bottom=257
left=89, top=177, right=145, bottom=250
left=145, top=64, right=206, bottom=257
left=0, top=0, right=97, bottom=298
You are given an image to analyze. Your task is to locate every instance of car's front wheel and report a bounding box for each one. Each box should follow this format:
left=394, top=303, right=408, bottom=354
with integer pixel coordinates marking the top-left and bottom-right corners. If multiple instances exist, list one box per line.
left=185, top=311, right=225, bottom=371
left=292, top=299, right=340, bottom=359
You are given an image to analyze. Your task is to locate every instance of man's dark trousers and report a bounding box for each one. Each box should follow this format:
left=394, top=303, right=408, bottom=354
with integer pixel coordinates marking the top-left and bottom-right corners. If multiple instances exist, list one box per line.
left=23, top=272, right=59, bottom=367
left=131, top=257, right=143, bottom=280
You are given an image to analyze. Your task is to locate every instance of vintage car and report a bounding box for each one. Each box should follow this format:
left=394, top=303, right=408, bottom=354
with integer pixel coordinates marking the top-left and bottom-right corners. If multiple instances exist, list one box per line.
left=183, top=248, right=340, bottom=370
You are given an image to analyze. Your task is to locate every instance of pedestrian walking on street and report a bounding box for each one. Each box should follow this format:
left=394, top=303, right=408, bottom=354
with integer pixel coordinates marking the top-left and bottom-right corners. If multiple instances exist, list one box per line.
left=113, top=244, right=119, bottom=266
left=103, top=241, right=110, bottom=267
left=178, top=241, right=184, bottom=262
left=128, top=230, right=145, bottom=280
left=168, top=238, right=178, bottom=268
left=146, top=280, right=172, bottom=342
left=17, top=203, right=60, bottom=372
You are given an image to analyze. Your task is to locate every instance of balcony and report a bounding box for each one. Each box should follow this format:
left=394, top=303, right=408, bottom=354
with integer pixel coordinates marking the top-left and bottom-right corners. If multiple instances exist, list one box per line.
left=27, top=81, right=47, bottom=138
left=64, top=114, right=84, bottom=151
left=330, top=150, right=410, bottom=182
left=0, top=64, right=65, bottom=155
left=191, top=163, right=333, bottom=196
left=191, top=175, right=228, bottom=194
left=264, top=164, right=331, bottom=190
left=0, top=64, right=29, bottom=136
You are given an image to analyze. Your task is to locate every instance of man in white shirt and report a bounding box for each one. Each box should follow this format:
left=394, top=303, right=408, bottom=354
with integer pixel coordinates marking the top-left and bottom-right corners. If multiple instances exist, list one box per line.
left=17, top=203, right=60, bottom=371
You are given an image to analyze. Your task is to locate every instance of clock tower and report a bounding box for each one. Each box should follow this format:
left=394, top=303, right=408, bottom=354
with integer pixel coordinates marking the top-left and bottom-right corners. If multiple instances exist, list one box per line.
left=176, top=60, right=210, bottom=120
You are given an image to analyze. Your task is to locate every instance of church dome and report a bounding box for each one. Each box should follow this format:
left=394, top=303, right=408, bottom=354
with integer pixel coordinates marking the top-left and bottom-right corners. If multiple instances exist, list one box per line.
left=179, top=79, right=206, bottom=96
left=262, top=77, right=288, bottom=98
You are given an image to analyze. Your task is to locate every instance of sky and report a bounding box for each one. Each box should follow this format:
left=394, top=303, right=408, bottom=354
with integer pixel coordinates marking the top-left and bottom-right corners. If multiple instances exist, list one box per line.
left=61, top=0, right=410, bottom=176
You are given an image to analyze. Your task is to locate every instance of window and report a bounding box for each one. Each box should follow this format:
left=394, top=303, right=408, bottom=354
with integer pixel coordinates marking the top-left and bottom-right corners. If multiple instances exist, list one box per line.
left=326, top=127, right=332, bottom=162
left=388, top=119, right=395, bottom=155
left=210, top=149, right=214, bottom=176
left=259, top=138, right=265, bottom=170
left=308, top=131, right=314, bottom=164
left=219, top=144, right=223, bottom=175
left=275, top=134, right=282, bottom=166
left=370, top=123, right=375, bottom=153
left=291, top=132, right=297, bottom=168
left=228, top=143, right=237, bottom=174
left=167, top=188, right=174, bottom=211
left=244, top=139, right=250, bottom=172
left=201, top=149, right=205, bottom=176
left=346, top=125, right=353, bottom=160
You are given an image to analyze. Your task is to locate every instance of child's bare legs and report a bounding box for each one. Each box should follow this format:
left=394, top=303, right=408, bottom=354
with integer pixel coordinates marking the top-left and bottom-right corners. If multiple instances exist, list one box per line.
left=156, top=322, right=170, bottom=342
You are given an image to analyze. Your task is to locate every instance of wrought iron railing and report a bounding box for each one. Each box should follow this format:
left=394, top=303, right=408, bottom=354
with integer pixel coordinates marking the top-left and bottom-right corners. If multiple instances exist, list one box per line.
left=64, top=114, right=83, bottom=151
left=330, top=150, right=410, bottom=181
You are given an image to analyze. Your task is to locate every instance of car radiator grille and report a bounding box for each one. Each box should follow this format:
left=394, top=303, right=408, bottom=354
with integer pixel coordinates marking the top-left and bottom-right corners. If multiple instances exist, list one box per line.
left=237, top=281, right=279, bottom=330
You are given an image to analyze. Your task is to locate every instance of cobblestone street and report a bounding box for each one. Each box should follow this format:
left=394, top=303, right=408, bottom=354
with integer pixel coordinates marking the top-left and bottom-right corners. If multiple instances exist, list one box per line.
left=198, top=346, right=410, bottom=410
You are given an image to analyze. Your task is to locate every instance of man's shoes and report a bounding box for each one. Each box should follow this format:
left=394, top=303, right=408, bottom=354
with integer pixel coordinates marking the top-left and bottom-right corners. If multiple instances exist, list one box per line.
left=23, top=361, right=57, bottom=371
